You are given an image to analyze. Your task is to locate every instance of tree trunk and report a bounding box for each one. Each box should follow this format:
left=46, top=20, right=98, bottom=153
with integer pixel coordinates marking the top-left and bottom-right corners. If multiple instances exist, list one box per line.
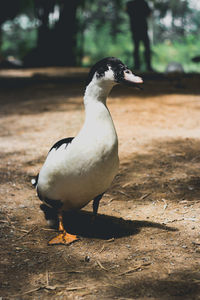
left=53, top=1, right=79, bottom=66
left=26, top=0, right=79, bottom=67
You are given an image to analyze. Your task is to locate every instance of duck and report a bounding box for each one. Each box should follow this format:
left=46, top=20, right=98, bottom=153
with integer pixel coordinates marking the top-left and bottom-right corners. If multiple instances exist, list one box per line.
left=32, top=57, right=143, bottom=245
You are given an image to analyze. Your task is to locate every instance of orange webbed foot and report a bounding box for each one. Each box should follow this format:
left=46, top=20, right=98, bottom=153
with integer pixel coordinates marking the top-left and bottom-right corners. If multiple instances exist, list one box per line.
left=48, top=231, right=78, bottom=245
left=48, top=213, right=79, bottom=245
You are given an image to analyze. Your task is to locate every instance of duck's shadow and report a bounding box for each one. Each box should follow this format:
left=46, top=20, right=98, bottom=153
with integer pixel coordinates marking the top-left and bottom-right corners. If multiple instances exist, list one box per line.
left=62, top=210, right=177, bottom=240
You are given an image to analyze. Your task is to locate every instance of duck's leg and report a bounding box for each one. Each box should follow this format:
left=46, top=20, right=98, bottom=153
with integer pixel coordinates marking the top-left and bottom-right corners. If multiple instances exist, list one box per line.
left=48, top=214, right=78, bottom=245
left=93, top=193, right=104, bottom=216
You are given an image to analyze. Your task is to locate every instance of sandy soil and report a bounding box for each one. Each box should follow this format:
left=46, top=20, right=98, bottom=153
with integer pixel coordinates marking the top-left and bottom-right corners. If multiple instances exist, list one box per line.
left=0, top=70, right=200, bottom=299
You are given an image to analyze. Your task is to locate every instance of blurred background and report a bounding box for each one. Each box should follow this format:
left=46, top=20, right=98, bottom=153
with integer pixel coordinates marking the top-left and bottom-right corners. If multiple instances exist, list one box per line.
left=0, top=0, right=200, bottom=72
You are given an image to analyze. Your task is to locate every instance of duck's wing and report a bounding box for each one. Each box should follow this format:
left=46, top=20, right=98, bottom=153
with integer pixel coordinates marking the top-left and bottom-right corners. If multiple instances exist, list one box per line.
left=31, top=137, right=74, bottom=188
left=48, top=137, right=74, bottom=153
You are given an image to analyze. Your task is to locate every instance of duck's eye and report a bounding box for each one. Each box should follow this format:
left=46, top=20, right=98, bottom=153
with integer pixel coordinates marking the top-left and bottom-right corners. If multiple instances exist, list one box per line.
left=125, top=70, right=131, bottom=74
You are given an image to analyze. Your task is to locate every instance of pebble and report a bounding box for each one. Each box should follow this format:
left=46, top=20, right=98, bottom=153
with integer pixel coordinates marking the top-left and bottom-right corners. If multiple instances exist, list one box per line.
left=192, top=241, right=200, bottom=246
left=19, top=204, right=27, bottom=208
left=15, top=247, right=22, bottom=251
left=188, top=186, right=194, bottom=190
left=142, top=257, right=149, bottom=262
left=185, top=217, right=196, bottom=222
left=84, top=255, right=90, bottom=262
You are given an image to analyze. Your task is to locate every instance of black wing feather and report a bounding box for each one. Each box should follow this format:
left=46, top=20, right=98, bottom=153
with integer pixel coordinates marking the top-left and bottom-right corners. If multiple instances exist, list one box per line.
left=49, top=137, right=74, bottom=153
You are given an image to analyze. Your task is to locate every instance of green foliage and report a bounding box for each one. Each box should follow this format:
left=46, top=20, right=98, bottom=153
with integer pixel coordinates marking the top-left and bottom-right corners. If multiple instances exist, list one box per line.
left=83, top=21, right=133, bottom=67
left=0, top=0, right=200, bottom=72
left=83, top=11, right=200, bottom=73
left=84, top=30, right=200, bottom=72
left=2, top=15, right=37, bottom=59
left=152, top=35, right=200, bottom=72
left=80, top=0, right=200, bottom=72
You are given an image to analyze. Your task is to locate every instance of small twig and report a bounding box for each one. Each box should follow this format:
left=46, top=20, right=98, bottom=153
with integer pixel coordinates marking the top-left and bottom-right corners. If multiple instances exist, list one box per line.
left=5, top=214, right=14, bottom=224
left=117, top=262, right=151, bottom=276
left=15, top=228, right=29, bottom=233
left=46, top=270, right=49, bottom=286
left=192, top=279, right=200, bottom=283
left=105, top=238, right=115, bottom=243
left=0, top=222, right=29, bottom=233
left=45, top=285, right=65, bottom=290
left=77, top=291, right=93, bottom=297
left=50, top=270, right=67, bottom=275
left=50, top=270, right=83, bottom=275
left=100, top=245, right=105, bottom=253
left=67, top=270, right=84, bottom=274
left=17, top=226, right=37, bottom=240
left=168, top=185, right=176, bottom=194
left=163, top=218, right=184, bottom=224
left=65, top=286, right=88, bottom=292
left=122, top=181, right=135, bottom=188
left=192, top=241, right=200, bottom=246
left=11, top=285, right=65, bottom=297
left=117, top=190, right=131, bottom=198
left=191, top=156, right=200, bottom=162
left=64, top=283, right=121, bottom=295
left=1, top=215, right=16, bottom=229
left=11, top=287, right=41, bottom=297
left=22, top=241, right=38, bottom=244
left=162, top=198, right=168, bottom=210
left=0, top=219, right=9, bottom=223
left=117, top=266, right=141, bottom=276
left=41, top=228, right=56, bottom=231
left=139, top=193, right=151, bottom=200
left=96, top=260, right=108, bottom=271
left=108, top=197, right=115, bottom=203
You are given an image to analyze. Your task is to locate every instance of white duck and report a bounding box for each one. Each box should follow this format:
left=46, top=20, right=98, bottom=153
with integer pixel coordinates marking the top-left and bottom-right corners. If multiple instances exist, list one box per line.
left=33, top=57, right=143, bottom=245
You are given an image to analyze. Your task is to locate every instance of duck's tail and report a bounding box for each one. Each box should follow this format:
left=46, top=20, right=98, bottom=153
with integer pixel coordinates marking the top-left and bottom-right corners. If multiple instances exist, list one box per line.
left=31, top=174, right=39, bottom=187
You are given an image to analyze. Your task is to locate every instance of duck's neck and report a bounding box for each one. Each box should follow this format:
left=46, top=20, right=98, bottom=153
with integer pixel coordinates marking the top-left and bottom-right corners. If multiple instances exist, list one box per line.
left=81, top=80, right=116, bottom=134
left=77, top=79, right=118, bottom=146
left=84, top=80, right=115, bottom=108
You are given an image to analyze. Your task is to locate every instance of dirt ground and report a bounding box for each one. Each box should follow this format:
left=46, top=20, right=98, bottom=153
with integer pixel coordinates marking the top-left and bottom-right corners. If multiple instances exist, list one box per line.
left=0, top=69, right=200, bottom=299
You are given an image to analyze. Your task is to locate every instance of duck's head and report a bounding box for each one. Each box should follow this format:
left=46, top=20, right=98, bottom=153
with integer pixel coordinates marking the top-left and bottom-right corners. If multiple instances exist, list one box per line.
left=86, top=57, right=143, bottom=89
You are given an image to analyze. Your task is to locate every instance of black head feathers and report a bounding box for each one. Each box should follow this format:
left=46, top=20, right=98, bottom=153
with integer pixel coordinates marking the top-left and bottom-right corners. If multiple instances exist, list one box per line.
left=86, top=57, right=128, bottom=86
